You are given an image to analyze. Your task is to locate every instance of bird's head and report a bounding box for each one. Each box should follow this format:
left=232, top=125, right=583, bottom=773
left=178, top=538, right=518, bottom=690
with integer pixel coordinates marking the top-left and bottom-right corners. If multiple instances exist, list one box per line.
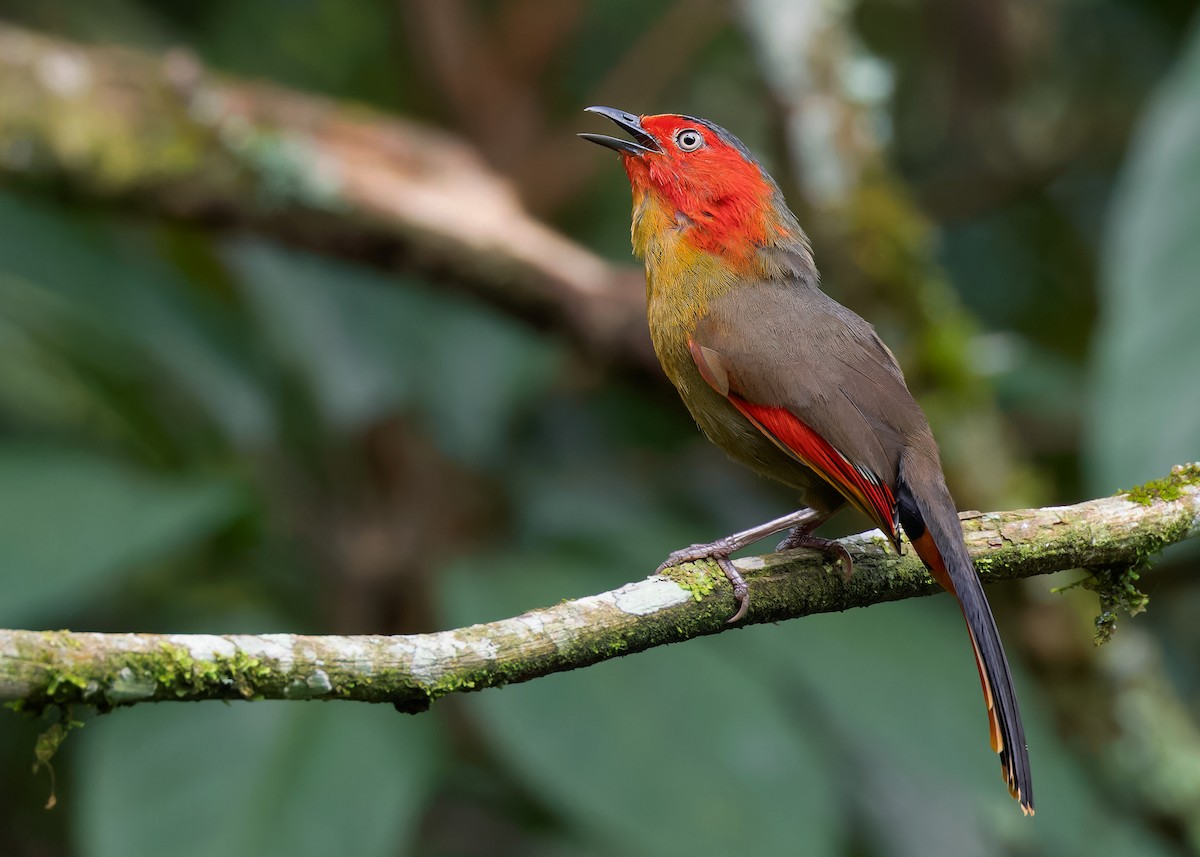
left=581, top=106, right=803, bottom=267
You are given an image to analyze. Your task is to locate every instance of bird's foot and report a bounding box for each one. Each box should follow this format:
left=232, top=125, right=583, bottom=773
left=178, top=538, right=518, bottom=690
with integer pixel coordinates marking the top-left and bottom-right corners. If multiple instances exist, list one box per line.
left=776, top=528, right=853, bottom=580
left=657, top=538, right=749, bottom=624
left=655, top=509, right=831, bottom=625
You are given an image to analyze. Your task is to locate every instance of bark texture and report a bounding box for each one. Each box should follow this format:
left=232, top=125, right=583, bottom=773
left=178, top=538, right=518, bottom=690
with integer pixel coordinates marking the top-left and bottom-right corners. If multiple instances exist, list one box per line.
left=3, top=466, right=1197, bottom=712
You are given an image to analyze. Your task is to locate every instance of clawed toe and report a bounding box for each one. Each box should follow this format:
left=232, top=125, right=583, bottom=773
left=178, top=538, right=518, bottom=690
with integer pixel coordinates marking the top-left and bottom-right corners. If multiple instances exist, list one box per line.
left=775, top=529, right=853, bottom=580
left=655, top=511, right=831, bottom=624
left=656, top=547, right=699, bottom=574
left=833, top=546, right=853, bottom=580
left=657, top=541, right=749, bottom=623
left=717, top=556, right=750, bottom=624
left=656, top=539, right=733, bottom=574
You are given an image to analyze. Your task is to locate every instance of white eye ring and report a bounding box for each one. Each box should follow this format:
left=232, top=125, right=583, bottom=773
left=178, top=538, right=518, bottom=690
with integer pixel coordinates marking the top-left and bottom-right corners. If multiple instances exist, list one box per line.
left=675, top=129, right=704, bottom=152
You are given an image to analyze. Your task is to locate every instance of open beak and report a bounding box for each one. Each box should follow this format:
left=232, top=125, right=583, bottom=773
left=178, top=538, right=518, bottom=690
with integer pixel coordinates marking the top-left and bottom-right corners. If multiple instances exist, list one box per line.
left=579, top=106, right=661, bottom=156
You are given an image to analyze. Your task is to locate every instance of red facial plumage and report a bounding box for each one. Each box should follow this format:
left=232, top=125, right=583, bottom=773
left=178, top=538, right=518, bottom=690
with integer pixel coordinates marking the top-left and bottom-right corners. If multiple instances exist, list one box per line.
left=621, top=115, right=778, bottom=260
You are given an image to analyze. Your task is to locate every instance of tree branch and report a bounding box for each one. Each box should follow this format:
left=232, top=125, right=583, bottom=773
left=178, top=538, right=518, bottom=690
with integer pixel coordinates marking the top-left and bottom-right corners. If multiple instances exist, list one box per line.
left=3, top=466, right=1197, bottom=713
left=0, top=23, right=655, bottom=369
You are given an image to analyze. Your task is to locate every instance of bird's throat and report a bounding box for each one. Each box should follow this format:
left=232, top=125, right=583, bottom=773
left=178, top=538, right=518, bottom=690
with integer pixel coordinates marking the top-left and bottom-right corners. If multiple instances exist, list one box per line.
left=632, top=186, right=768, bottom=268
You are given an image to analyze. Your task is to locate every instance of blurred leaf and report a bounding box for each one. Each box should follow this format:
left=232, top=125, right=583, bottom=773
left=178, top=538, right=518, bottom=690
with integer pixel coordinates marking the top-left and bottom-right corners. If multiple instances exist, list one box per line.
left=228, top=240, right=421, bottom=433
left=75, top=702, right=442, bottom=857
left=0, top=443, right=240, bottom=626
left=1088, top=20, right=1200, bottom=493
left=730, top=599, right=1176, bottom=857
left=228, top=240, right=560, bottom=464
left=423, top=304, right=562, bottom=466
left=441, top=554, right=841, bottom=857
left=0, top=192, right=275, bottom=444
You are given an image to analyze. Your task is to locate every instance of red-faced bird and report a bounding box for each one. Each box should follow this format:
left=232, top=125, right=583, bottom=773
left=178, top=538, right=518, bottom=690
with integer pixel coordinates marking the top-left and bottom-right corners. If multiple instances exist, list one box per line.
left=581, top=106, right=1033, bottom=814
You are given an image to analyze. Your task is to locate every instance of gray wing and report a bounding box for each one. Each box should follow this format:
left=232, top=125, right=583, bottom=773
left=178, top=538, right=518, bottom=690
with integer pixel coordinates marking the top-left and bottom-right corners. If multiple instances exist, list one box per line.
left=691, top=282, right=935, bottom=539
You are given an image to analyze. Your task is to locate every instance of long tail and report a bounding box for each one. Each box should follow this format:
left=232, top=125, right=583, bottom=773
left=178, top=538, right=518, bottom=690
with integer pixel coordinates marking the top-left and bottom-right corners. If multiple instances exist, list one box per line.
left=897, top=452, right=1034, bottom=815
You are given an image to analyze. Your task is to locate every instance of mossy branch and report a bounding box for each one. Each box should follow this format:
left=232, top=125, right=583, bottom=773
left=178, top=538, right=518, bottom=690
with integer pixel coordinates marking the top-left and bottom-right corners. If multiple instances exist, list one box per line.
left=2, top=465, right=1197, bottom=714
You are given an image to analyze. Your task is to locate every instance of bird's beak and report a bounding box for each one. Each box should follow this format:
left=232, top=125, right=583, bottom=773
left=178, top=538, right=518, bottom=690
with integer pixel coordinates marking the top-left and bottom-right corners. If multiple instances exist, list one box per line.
left=579, top=106, right=661, bottom=156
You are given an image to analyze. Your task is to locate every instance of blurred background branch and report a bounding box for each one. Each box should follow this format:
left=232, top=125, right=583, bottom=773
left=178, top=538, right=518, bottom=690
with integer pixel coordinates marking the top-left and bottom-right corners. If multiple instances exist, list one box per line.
left=6, top=470, right=1198, bottom=711
left=0, top=22, right=655, bottom=371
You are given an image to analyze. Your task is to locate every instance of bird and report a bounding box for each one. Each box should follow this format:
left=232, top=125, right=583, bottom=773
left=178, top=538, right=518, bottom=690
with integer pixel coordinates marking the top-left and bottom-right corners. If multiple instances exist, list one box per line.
left=580, top=106, right=1033, bottom=815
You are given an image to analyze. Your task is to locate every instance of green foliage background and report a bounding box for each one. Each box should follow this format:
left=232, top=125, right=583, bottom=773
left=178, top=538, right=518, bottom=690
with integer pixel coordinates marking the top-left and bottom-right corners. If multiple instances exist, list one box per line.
left=1, top=1, right=1198, bottom=855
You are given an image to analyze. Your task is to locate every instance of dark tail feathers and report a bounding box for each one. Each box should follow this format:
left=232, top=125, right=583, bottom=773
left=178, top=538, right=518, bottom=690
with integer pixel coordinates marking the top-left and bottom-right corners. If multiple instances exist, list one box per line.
left=897, top=454, right=1034, bottom=815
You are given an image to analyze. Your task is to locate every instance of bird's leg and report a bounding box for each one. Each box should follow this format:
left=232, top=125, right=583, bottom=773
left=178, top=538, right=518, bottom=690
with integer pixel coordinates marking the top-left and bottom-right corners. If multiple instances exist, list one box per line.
left=776, top=525, right=853, bottom=580
left=657, top=507, right=826, bottom=624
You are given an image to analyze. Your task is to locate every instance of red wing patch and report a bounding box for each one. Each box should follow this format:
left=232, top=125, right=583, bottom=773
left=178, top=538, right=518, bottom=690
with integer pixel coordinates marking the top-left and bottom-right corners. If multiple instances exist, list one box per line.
left=685, top=336, right=900, bottom=548
left=729, top=396, right=900, bottom=549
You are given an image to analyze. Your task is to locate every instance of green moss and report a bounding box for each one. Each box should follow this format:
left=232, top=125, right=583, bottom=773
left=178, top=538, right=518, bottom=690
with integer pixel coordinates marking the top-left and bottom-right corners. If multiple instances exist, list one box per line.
left=138, top=643, right=274, bottom=701
left=14, top=637, right=281, bottom=714
left=1082, top=563, right=1150, bottom=645
left=43, top=669, right=88, bottom=700
left=1122, top=463, right=1200, bottom=506
left=1058, top=517, right=1176, bottom=646
left=420, top=656, right=527, bottom=709
left=1101, top=469, right=1196, bottom=641
left=1074, top=491, right=1197, bottom=644
left=32, top=706, right=83, bottom=809
left=11, top=653, right=92, bottom=715
left=661, top=560, right=726, bottom=602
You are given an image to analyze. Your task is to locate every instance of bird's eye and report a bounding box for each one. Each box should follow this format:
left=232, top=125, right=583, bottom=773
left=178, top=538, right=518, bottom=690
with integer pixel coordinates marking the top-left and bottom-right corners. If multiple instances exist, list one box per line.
left=675, top=129, right=704, bottom=152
